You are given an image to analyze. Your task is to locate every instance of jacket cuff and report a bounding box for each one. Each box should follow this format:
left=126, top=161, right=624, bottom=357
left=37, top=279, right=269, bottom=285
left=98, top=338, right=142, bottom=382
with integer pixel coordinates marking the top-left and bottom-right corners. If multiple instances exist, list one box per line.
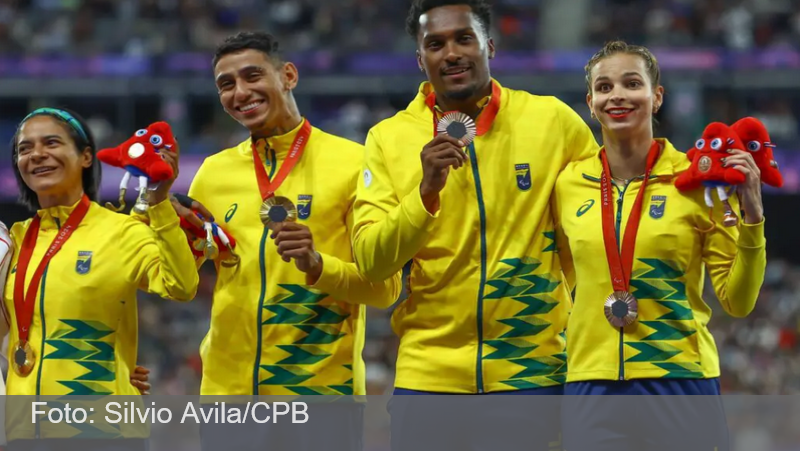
left=738, top=217, right=766, bottom=249
left=402, top=187, right=438, bottom=231
left=309, top=252, right=341, bottom=293
left=148, top=198, right=180, bottom=232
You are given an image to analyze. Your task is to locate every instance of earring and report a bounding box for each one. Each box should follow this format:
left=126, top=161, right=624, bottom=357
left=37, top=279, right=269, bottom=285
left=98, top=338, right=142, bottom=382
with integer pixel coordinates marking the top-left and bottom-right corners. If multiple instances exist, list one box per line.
left=590, top=111, right=596, bottom=119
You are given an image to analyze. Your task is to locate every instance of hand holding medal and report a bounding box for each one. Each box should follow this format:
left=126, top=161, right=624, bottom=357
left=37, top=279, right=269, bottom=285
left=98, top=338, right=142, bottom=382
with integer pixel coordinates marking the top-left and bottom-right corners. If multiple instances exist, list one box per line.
left=171, top=193, right=240, bottom=267
left=418, top=115, right=474, bottom=214
left=270, top=222, right=323, bottom=284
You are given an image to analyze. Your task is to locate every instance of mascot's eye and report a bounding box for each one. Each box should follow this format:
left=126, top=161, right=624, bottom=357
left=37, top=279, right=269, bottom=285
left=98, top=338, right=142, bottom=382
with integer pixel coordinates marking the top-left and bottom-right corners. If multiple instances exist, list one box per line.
left=695, top=139, right=705, bottom=149
left=150, top=135, right=163, bottom=146
left=710, top=138, right=723, bottom=150
left=747, top=141, right=761, bottom=152
left=135, top=129, right=148, bottom=137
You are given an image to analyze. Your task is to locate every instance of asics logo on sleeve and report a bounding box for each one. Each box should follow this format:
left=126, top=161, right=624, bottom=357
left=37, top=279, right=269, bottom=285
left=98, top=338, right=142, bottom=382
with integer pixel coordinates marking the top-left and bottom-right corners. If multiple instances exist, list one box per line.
left=577, top=199, right=595, bottom=217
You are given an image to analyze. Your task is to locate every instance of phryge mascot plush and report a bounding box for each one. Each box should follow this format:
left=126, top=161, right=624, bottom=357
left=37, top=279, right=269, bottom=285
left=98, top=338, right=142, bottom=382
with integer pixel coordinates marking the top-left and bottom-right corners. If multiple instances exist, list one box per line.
left=97, top=122, right=176, bottom=214
left=675, top=122, right=746, bottom=227
left=731, top=116, right=783, bottom=188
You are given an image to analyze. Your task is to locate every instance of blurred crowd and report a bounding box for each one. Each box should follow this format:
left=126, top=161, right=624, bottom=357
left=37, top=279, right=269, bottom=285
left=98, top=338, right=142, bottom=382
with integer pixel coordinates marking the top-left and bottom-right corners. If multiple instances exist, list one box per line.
left=136, top=257, right=800, bottom=396
left=591, top=0, right=800, bottom=49
left=2, top=0, right=800, bottom=56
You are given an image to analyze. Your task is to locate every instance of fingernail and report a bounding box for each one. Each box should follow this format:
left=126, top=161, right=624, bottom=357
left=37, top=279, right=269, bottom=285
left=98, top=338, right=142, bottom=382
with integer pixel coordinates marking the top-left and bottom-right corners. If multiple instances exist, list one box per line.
left=727, top=149, right=734, bottom=153
left=458, top=141, right=464, bottom=147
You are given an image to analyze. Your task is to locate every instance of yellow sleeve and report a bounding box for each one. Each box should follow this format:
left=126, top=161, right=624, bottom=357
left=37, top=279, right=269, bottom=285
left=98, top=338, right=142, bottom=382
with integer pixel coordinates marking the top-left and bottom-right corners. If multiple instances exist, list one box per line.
left=551, top=183, right=575, bottom=293
left=312, top=201, right=402, bottom=308
left=120, top=198, right=200, bottom=301
left=556, top=99, right=598, bottom=167
left=352, top=128, right=437, bottom=282
left=701, top=196, right=766, bottom=318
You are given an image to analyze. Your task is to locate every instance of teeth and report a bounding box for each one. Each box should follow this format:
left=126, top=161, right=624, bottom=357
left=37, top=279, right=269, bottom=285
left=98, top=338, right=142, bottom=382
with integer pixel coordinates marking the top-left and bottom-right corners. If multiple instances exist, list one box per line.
left=609, top=109, right=631, bottom=114
left=33, top=167, right=54, bottom=174
left=240, top=101, right=262, bottom=112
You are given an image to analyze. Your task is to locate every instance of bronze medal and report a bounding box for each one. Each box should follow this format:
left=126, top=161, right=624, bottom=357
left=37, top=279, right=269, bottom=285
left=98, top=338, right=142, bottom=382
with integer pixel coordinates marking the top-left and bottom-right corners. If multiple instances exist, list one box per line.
left=437, top=112, right=477, bottom=146
left=604, top=291, right=639, bottom=328
left=13, top=341, right=35, bottom=377
left=260, top=196, right=298, bottom=229
left=698, top=155, right=712, bottom=173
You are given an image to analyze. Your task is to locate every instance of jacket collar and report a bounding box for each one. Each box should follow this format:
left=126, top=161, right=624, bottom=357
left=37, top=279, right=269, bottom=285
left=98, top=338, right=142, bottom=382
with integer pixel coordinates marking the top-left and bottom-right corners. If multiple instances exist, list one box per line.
left=238, top=119, right=310, bottom=161
left=581, top=138, right=688, bottom=182
left=406, top=78, right=505, bottom=127
left=36, top=196, right=87, bottom=231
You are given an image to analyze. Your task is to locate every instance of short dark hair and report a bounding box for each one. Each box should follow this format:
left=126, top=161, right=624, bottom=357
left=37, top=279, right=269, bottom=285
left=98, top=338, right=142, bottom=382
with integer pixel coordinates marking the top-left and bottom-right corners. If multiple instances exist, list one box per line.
left=11, top=108, right=100, bottom=211
left=212, top=31, right=282, bottom=68
left=406, top=0, right=492, bottom=39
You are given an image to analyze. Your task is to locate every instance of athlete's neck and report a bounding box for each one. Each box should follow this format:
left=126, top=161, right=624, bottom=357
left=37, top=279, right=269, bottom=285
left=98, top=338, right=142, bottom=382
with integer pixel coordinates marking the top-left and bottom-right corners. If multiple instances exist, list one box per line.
left=37, top=186, right=84, bottom=210
left=436, top=80, right=492, bottom=119
left=602, top=128, right=654, bottom=181
left=251, top=102, right=303, bottom=140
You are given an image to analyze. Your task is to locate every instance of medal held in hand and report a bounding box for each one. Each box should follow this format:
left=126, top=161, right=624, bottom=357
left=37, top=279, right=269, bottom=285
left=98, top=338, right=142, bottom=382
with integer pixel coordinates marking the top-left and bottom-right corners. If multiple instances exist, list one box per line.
left=260, top=196, right=298, bottom=229
left=437, top=112, right=477, bottom=146
left=599, top=141, right=661, bottom=328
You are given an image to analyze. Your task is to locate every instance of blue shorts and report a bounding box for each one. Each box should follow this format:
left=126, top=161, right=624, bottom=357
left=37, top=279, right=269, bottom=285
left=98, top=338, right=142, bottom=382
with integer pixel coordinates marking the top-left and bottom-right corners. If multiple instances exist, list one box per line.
left=390, top=386, right=564, bottom=451
left=562, top=379, right=729, bottom=451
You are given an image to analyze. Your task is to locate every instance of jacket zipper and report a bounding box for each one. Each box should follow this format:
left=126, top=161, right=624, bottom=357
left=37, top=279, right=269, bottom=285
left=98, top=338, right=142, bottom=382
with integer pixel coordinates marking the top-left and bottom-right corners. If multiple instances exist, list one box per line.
left=36, top=218, right=60, bottom=438
left=252, top=227, right=269, bottom=394
left=467, top=143, right=487, bottom=393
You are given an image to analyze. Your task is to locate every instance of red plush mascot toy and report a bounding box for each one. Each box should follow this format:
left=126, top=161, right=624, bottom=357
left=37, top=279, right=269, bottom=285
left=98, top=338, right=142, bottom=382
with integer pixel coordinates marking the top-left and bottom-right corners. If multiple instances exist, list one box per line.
left=730, top=116, right=783, bottom=188
left=97, top=122, right=176, bottom=214
left=675, top=122, right=746, bottom=227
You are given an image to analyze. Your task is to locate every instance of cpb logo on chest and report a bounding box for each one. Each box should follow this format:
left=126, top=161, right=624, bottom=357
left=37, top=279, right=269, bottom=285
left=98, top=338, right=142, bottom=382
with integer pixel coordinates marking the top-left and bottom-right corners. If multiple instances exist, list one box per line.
left=297, top=195, right=312, bottom=220
left=76, top=251, right=93, bottom=275
left=649, top=195, right=667, bottom=219
left=515, top=163, right=531, bottom=191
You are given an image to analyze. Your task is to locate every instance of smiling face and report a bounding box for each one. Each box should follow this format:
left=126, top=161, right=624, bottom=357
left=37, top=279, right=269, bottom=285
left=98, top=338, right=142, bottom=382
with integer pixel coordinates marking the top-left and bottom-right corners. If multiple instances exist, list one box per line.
left=15, top=115, right=92, bottom=200
left=416, top=4, right=495, bottom=102
left=214, top=49, right=298, bottom=135
left=587, top=53, right=663, bottom=139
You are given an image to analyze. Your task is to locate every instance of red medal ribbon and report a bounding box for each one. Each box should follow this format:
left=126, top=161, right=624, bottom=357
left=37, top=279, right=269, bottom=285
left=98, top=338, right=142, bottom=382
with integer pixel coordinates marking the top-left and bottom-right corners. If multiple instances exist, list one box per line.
left=600, top=141, right=661, bottom=291
left=252, top=119, right=312, bottom=201
left=14, top=194, right=91, bottom=345
left=425, top=80, right=501, bottom=136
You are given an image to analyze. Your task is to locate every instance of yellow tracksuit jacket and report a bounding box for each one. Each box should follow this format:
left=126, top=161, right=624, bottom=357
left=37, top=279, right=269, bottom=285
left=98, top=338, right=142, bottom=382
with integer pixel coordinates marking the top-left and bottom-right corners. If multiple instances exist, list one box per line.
left=188, top=121, right=401, bottom=396
left=353, top=80, right=598, bottom=393
left=2, top=199, right=198, bottom=440
left=553, top=139, right=766, bottom=382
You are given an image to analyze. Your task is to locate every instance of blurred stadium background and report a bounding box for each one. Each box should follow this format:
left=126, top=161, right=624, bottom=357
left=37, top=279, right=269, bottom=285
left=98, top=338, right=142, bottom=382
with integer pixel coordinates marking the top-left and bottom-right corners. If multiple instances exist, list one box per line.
left=0, top=0, right=799, bottom=406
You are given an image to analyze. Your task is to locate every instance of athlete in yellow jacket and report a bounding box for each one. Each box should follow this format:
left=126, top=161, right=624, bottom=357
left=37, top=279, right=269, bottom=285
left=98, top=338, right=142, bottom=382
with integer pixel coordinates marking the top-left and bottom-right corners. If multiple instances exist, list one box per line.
left=554, top=41, right=765, bottom=451
left=3, top=108, right=197, bottom=447
left=353, top=1, right=598, bottom=449
left=181, top=31, right=400, bottom=451
left=190, top=31, right=400, bottom=398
